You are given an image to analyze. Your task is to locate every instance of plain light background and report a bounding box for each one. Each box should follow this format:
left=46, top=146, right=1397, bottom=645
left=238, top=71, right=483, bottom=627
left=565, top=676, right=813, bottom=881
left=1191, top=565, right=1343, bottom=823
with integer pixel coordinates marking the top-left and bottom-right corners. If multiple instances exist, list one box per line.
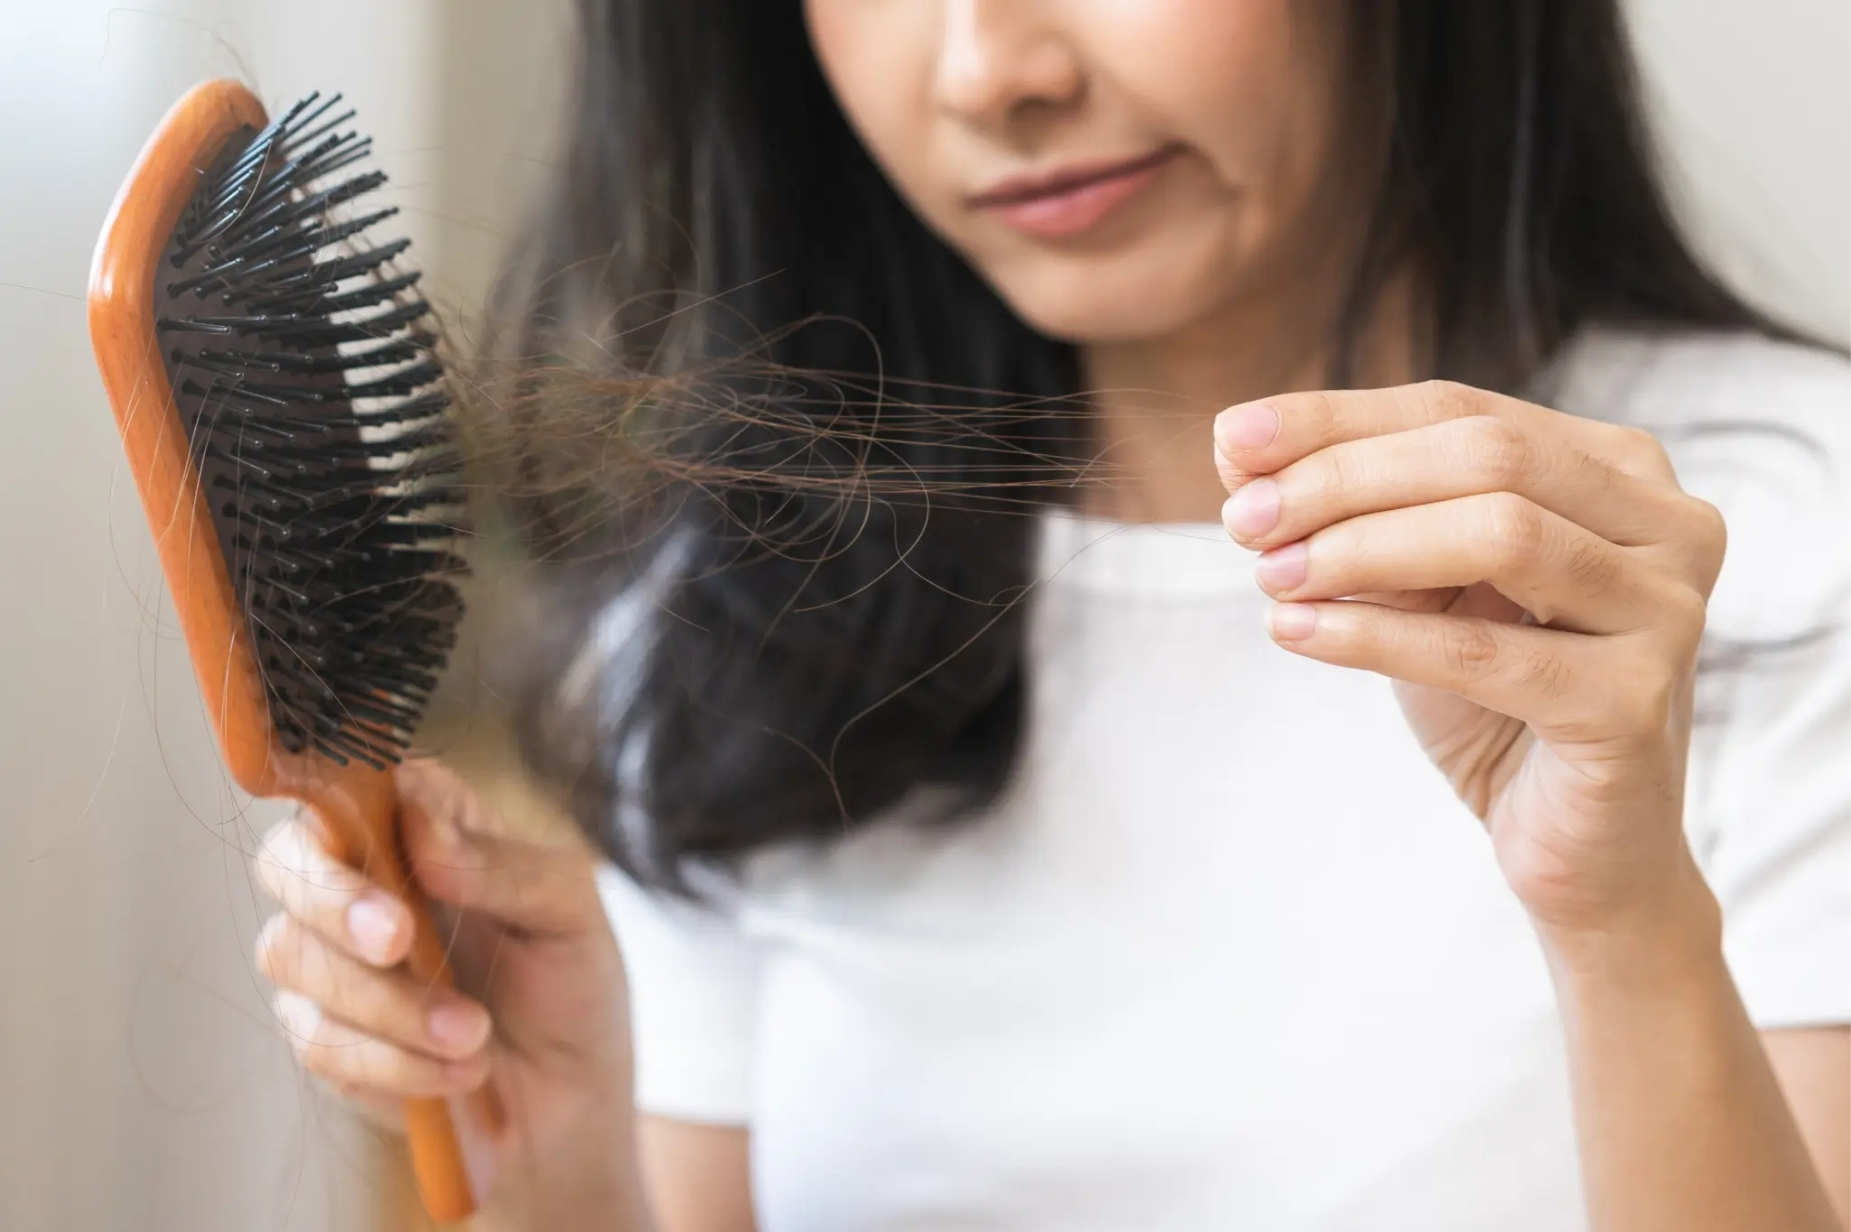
left=0, top=3, right=1844, bottom=1229
left=0, top=4, right=569, bottom=1229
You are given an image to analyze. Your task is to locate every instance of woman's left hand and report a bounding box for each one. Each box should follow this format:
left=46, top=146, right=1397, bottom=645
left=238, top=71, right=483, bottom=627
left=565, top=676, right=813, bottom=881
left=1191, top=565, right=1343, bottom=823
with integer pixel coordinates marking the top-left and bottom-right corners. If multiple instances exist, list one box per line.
left=1214, top=380, right=1728, bottom=940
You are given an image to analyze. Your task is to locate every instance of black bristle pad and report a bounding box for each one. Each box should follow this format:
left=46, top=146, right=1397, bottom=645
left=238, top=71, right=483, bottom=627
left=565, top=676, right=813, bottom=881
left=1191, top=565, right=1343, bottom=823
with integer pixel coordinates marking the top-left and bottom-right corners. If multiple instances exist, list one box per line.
left=156, top=94, right=465, bottom=769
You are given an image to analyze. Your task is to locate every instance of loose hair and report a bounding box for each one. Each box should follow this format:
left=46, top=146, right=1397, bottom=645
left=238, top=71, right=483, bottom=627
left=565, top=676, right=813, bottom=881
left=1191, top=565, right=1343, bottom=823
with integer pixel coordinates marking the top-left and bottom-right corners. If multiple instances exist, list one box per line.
left=475, top=0, right=1789, bottom=892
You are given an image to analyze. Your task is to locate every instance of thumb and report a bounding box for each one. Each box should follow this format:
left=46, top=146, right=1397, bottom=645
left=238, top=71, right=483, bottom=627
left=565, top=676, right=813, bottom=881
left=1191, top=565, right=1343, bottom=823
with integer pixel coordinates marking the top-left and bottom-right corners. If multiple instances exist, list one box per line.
left=395, top=759, right=602, bottom=937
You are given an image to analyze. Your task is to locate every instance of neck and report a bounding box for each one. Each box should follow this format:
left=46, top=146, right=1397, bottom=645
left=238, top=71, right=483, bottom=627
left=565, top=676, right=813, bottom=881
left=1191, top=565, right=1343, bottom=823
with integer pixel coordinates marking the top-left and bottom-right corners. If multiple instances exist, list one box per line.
left=1076, top=269, right=1420, bottom=523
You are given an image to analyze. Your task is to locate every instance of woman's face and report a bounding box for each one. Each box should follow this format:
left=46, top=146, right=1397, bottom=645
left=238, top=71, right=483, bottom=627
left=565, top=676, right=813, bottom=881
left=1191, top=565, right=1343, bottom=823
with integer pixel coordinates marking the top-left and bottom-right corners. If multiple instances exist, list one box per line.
left=803, top=0, right=1355, bottom=345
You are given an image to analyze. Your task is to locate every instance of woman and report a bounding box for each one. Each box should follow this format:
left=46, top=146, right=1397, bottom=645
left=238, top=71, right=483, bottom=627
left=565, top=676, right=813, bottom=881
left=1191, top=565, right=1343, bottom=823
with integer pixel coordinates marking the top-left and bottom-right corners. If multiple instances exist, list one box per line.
left=251, top=2, right=1849, bottom=1228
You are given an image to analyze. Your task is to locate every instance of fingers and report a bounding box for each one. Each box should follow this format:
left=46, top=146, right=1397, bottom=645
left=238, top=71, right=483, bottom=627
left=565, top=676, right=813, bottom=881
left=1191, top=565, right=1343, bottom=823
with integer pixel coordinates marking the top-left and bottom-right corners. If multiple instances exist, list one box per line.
left=397, top=759, right=602, bottom=938
left=1215, top=381, right=1676, bottom=486
left=339, top=1084, right=409, bottom=1132
left=253, top=817, right=413, bottom=968
left=1216, top=381, right=1718, bottom=755
left=257, top=762, right=601, bottom=945
left=255, top=912, right=492, bottom=1063
left=1264, top=600, right=1685, bottom=743
left=1214, top=383, right=1514, bottom=477
left=1221, top=414, right=1687, bottom=554
left=272, top=989, right=491, bottom=1100
left=253, top=813, right=496, bottom=1103
left=1213, top=384, right=1726, bottom=615
left=1253, top=493, right=1683, bottom=635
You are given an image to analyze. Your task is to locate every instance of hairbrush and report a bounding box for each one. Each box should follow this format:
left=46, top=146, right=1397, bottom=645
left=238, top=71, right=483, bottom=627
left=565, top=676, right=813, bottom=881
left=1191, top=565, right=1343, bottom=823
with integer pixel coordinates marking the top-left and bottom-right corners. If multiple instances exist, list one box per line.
left=88, top=79, right=482, bottom=1223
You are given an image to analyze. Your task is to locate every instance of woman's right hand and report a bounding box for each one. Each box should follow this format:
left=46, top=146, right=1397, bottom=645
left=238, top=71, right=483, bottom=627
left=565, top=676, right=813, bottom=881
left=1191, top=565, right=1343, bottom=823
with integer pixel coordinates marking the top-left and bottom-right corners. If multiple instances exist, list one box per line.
left=252, top=758, right=649, bottom=1226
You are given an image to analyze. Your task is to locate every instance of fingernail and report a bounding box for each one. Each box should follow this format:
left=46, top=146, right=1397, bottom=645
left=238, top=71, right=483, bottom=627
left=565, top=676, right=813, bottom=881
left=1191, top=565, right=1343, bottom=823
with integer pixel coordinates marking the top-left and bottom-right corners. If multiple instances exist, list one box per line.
left=1217, top=403, right=1279, bottom=452
left=1223, top=478, right=1280, bottom=539
left=428, top=1000, right=491, bottom=1054
left=1268, top=602, right=1318, bottom=641
left=1255, top=541, right=1308, bottom=592
left=275, top=991, right=321, bottom=1043
left=347, top=894, right=404, bottom=964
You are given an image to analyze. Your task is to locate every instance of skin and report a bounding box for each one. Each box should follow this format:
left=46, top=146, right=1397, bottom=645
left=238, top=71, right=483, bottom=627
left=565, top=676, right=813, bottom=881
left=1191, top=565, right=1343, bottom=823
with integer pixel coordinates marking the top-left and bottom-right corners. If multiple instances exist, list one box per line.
left=251, top=3, right=1849, bottom=1229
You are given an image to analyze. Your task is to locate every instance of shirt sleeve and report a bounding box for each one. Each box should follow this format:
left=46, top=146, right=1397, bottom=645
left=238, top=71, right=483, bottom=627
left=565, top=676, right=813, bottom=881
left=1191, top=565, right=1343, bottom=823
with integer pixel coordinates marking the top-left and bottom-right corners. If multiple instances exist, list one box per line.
left=1590, top=332, right=1851, bottom=1032
left=1691, top=628, right=1851, bottom=1030
left=596, top=865, right=760, bottom=1124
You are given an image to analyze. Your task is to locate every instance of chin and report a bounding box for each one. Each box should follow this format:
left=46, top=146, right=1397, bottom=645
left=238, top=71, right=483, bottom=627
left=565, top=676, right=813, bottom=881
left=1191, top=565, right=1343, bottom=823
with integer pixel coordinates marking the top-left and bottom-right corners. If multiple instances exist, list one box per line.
left=997, top=273, right=1225, bottom=345
left=978, top=237, right=1242, bottom=346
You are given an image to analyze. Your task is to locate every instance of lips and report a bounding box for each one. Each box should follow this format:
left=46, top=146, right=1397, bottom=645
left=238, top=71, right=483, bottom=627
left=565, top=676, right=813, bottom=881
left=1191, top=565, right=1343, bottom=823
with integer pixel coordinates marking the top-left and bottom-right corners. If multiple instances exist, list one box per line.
left=969, top=146, right=1181, bottom=241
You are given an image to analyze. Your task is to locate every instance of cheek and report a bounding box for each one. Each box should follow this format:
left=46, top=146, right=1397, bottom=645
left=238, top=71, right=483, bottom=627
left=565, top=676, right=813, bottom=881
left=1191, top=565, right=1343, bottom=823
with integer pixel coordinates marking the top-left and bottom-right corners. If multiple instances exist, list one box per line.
left=1094, top=0, right=1311, bottom=176
left=996, top=1, right=1347, bottom=340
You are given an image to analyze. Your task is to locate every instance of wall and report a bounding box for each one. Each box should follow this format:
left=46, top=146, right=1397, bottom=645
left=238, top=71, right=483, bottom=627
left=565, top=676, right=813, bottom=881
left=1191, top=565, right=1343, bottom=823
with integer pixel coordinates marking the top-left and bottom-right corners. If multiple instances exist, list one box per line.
left=0, top=3, right=444, bottom=1229
left=1630, top=0, right=1850, bottom=342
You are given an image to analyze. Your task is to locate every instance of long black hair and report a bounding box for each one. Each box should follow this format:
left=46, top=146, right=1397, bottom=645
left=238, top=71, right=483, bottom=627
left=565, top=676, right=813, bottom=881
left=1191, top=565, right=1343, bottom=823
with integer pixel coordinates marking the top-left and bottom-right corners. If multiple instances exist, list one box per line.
left=482, top=0, right=1788, bottom=891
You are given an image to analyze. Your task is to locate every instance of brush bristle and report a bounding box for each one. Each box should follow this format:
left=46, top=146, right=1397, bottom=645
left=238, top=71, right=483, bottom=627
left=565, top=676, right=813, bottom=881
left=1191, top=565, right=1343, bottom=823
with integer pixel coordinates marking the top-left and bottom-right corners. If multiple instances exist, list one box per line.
left=155, top=92, right=465, bottom=769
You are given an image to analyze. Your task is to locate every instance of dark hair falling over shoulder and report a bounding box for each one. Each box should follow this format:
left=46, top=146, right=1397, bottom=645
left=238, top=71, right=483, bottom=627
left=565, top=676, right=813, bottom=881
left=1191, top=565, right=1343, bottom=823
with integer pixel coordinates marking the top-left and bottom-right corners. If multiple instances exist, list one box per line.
left=464, top=0, right=1793, bottom=893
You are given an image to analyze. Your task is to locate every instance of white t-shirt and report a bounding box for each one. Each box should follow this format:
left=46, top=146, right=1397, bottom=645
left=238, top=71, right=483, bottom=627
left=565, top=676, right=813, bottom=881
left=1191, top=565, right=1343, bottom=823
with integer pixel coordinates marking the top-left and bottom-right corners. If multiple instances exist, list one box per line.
left=599, top=328, right=1850, bottom=1232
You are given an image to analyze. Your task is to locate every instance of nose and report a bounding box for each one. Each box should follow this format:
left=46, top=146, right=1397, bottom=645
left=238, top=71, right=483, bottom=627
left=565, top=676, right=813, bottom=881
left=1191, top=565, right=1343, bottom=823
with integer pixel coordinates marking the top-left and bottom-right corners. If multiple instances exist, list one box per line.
left=933, top=0, right=1083, bottom=133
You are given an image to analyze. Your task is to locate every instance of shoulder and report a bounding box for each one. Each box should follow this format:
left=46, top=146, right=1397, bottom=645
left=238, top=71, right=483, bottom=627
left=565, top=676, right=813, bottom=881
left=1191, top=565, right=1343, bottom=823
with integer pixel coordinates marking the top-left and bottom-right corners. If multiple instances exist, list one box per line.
left=1547, top=327, right=1851, bottom=642
left=1547, top=325, right=1849, bottom=445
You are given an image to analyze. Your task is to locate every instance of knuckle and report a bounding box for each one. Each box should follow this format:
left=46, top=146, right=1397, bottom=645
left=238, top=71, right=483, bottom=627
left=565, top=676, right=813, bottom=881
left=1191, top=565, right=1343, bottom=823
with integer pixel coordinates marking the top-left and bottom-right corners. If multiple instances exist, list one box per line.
left=1458, top=416, right=1529, bottom=488
left=1660, top=586, right=1709, bottom=650
left=1619, top=670, right=1680, bottom=734
left=331, top=1081, right=377, bottom=1107
left=334, top=1049, right=390, bottom=1091
left=1297, top=389, right=1340, bottom=442
left=1415, top=379, right=1475, bottom=418
left=252, top=822, right=295, bottom=892
left=274, top=992, right=324, bottom=1057
left=1681, top=495, right=1728, bottom=580
left=350, top=1044, right=398, bottom=1090
left=1517, top=648, right=1575, bottom=701
left=257, top=818, right=295, bottom=856
left=399, top=758, right=472, bottom=823
left=307, top=1031, right=400, bottom=1092
left=295, top=1047, right=337, bottom=1082
left=1480, top=491, right=1546, bottom=561
left=1588, top=640, right=1684, bottom=734
left=1559, top=532, right=1618, bottom=594
left=1214, top=450, right=1246, bottom=494
left=1691, top=494, right=1727, bottom=545
left=297, top=1042, right=339, bottom=1080
left=1444, top=621, right=1503, bottom=677
left=1613, top=425, right=1673, bottom=478
left=253, top=913, right=292, bottom=982
left=1316, top=445, right=1366, bottom=506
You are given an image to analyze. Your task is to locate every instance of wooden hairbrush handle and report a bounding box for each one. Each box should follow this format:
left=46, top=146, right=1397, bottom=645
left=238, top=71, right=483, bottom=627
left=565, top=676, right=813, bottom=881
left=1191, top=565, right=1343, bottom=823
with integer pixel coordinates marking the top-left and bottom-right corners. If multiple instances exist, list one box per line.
left=305, top=767, right=492, bottom=1224
left=89, top=78, right=483, bottom=1224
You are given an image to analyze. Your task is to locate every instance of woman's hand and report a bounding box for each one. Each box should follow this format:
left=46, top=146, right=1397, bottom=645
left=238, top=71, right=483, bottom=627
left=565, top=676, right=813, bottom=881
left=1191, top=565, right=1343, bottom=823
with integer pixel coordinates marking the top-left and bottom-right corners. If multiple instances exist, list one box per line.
left=1214, top=380, right=1727, bottom=942
left=252, top=759, right=647, bottom=1226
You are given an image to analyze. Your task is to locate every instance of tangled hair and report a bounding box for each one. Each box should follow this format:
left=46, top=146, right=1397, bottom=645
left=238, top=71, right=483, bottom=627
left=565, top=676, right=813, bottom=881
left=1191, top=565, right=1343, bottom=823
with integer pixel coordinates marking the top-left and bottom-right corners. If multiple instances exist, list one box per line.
left=469, top=0, right=1788, bottom=893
